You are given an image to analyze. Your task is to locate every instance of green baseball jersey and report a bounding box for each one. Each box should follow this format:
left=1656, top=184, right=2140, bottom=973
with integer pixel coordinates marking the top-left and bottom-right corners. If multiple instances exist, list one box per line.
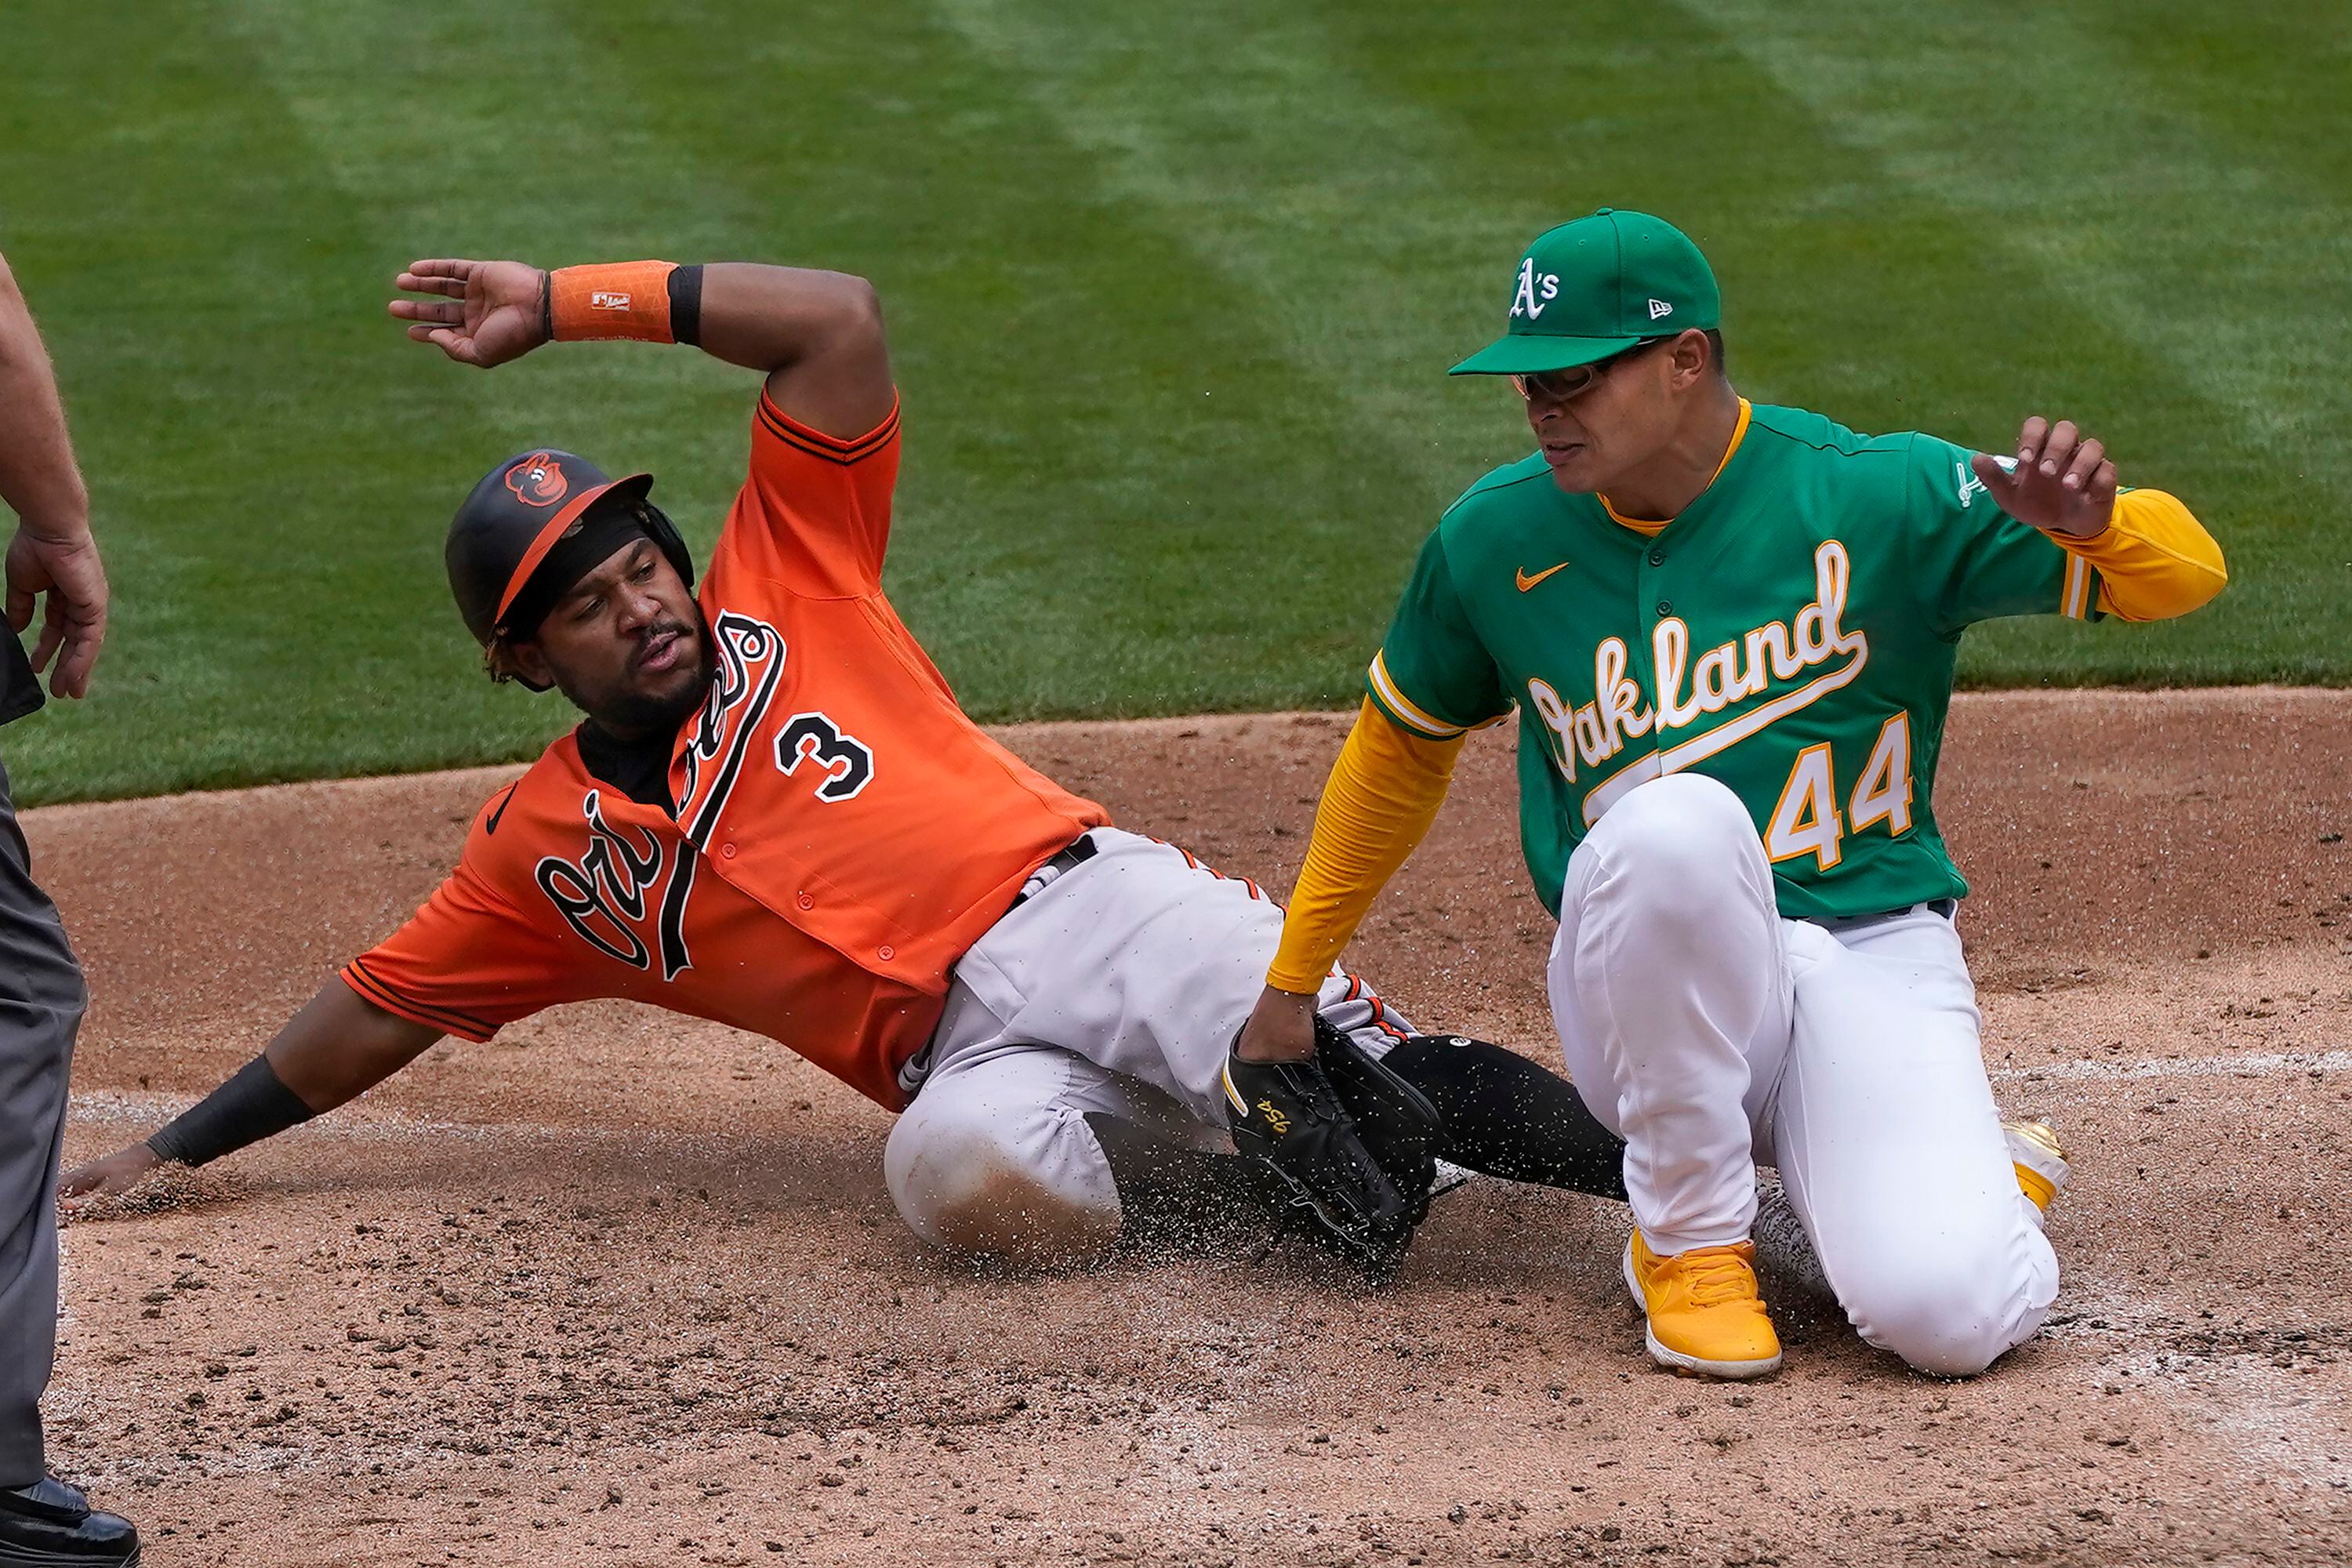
left=1367, top=402, right=2103, bottom=921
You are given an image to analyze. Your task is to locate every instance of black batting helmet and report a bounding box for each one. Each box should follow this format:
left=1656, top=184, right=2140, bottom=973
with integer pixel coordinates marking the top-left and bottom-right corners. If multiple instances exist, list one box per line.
left=446, top=448, right=696, bottom=688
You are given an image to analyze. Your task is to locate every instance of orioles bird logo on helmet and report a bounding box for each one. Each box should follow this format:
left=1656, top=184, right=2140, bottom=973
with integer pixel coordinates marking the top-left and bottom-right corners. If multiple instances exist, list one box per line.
left=505, top=452, right=569, bottom=507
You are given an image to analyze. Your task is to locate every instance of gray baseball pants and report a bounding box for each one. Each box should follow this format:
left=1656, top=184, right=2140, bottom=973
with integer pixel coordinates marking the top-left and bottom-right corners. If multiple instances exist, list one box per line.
left=0, top=756, right=83, bottom=1486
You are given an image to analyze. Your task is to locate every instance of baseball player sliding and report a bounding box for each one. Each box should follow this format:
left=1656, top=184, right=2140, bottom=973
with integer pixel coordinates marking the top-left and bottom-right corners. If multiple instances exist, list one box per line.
left=1236, top=210, right=2227, bottom=1378
left=60, top=251, right=1642, bottom=1275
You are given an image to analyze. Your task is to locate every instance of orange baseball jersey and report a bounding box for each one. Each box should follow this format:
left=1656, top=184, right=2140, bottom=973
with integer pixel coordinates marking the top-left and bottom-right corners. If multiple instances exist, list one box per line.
left=343, top=391, right=1111, bottom=1109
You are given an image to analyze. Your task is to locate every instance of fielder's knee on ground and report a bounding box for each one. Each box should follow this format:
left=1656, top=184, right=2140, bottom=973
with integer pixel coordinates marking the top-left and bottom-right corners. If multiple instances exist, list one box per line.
left=1819, top=1193, right=2058, bottom=1377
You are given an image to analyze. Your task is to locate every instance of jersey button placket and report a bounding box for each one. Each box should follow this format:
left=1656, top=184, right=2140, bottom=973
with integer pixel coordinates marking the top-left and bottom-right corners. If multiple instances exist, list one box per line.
left=1637, top=540, right=1671, bottom=622
left=720, top=842, right=738, bottom=860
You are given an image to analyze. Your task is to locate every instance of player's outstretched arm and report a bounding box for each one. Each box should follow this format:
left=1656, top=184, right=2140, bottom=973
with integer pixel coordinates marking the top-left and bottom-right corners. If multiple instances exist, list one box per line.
left=1234, top=701, right=1466, bottom=1064
left=699, top=263, right=891, bottom=437
left=58, top=982, right=441, bottom=1203
left=1965, top=415, right=2227, bottom=621
left=387, top=257, right=891, bottom=439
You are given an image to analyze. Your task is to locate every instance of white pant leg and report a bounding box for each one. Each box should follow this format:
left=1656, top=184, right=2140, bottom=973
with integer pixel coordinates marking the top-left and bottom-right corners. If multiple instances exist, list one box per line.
left=940, top=829, right=1412, bottom=1121
left=884, top=1023, right=1193, bottom=1265
left=1548, top=774, right=1791, bottom=1254
left=885, top=829, right=1415, bottom=1263
left=1772, top=909, right=2059, bottom=1376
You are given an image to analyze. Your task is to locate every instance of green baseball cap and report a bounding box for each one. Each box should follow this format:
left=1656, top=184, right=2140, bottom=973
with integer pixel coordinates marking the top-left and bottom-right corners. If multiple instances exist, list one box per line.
left=1448, top=209, right=1719, bottom=376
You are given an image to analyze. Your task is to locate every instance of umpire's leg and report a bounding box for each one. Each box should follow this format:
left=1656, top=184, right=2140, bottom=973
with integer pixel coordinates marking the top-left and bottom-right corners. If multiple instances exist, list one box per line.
left=0, top=757, right=85, bottom=1486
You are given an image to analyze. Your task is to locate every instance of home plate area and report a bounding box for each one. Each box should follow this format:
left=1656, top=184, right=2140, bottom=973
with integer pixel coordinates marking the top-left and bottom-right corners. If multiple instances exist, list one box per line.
left=42, top=691, right=2352, bottom=1566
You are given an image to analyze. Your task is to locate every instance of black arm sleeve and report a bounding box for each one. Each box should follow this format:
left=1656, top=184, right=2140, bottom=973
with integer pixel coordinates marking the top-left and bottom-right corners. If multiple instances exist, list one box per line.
left=144, top=1054, right=318, bottom=1167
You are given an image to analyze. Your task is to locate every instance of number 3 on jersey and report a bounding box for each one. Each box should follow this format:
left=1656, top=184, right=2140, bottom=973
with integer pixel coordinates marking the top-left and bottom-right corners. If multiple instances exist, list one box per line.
left=1764, top=714, right=1912, bottom=871
left=776, top=712, right=875, bottom=802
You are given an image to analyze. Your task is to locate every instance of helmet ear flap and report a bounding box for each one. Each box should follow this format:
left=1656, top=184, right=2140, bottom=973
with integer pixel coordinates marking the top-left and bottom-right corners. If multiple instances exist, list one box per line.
left=484, top=636, right=554, bottom=693
left=637, top=500, right=696, bottom=589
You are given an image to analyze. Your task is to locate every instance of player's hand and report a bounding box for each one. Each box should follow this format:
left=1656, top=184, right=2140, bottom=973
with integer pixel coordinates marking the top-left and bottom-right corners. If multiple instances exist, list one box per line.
left=389, top=259, right=548, bottom=369
left=1234, top=985, right=1318, bottom=1063
left=5, top=525, right=107, bottom=699
left=1969, top=417, right=2118, bottom=539
left=1223, top=1017, right=1443, bottom=1283
left=57, top=1142, right=164, bottom=1203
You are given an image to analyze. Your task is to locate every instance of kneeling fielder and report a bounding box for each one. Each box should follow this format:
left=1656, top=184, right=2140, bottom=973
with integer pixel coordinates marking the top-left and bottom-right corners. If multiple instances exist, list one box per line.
left=1238, top=210, right=2225, bottom=1377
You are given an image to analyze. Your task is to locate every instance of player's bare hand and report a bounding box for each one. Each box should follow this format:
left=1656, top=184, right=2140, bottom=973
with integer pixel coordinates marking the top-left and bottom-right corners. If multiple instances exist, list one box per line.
left=5, top=525, right=107, bottom=699
left=1969, top=416, right=2118, bottom=539
left=389, top=258, right=547, bottom=369
left=1235, top=985, right=1319, bottom=1064
left=57, top=1142, right=163, bottom=1204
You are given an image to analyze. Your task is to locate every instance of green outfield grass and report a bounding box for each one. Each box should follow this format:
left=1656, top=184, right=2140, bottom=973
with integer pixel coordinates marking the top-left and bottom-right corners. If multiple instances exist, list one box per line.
left=2, top=0, right=2343, bottom=804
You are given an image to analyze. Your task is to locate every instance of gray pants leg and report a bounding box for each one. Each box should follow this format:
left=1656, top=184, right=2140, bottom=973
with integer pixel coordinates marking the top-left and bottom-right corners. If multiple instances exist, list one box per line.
left=0, top=756, right=85, bottom=1487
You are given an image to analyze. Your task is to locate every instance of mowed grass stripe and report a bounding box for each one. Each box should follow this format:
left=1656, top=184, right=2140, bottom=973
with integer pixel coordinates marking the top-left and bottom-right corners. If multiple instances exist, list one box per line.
left=553, top=0, right=1443, bottom=718
left=2092, top=0, right=2352, bottom=196
left=0, top=3, right=544, bottom=803
left=1670, top=0, right=2348, bottom=683
left=917, top=0, right=1530, bottom=699
left=219, top=0, right=786, bottom=543
left=1675, top=0, right=2343, bottom=487
left=1, top=2, right=2340, bottom=806
left=1312, top=0, right=2336, bottom=684
left=932, top=0, right=1534, bottom=470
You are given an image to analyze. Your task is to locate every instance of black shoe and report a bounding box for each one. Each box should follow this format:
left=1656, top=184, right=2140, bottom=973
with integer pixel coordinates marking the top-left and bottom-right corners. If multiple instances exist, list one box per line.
left=0, top=1477, right=140, bottom=1566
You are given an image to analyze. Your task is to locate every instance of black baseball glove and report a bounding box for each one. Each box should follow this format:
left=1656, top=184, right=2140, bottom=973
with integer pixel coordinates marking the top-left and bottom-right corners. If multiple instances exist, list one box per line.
left=1222, top=1015, right=1445, bottom=1283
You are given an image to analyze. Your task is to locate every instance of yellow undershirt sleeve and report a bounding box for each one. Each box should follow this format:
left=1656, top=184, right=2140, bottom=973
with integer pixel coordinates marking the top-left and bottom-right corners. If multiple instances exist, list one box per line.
left=1265, top=699, right=1466, bottom=994
left=2070, top=488, right=2227, bottom=622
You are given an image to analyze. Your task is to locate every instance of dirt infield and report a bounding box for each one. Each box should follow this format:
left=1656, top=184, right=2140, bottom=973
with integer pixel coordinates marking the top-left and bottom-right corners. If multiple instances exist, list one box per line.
left=34, top=689, right=2352, bottom=1566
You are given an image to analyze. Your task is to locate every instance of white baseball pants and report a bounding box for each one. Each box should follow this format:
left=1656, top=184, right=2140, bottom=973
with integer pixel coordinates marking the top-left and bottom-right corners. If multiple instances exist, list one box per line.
left=1548, top=773, right=2057, bottom=1376
left=884, top=829, right=1413, bottom=1265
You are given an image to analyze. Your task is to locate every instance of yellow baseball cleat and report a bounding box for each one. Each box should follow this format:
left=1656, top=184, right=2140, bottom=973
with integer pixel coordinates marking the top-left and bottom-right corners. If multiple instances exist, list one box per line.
left=2004, top=1118, right=2068, bottom=1216
left=1623, top=1231, right=1783, bottom=1379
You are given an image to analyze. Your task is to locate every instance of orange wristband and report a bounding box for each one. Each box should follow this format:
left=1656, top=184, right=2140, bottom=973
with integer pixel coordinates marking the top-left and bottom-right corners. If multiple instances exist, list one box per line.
left=549, top=261, right=679, bottom=343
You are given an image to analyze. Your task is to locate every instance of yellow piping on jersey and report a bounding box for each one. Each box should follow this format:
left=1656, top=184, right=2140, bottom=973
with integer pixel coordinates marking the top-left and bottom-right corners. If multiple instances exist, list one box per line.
left=1367, top=649, right=1468, bottom=740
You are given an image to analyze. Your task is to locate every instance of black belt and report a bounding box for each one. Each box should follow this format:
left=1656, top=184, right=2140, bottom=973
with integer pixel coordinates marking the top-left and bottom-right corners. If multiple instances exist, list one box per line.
left=1008, top=833, right=1100, bottom=909
left=1812, top=897, right=1956, bottom=932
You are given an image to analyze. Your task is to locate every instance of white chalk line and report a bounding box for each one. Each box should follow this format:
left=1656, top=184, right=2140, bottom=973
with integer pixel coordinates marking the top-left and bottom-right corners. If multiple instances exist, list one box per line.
left=1992, top=1047, right=2352, bottom=1084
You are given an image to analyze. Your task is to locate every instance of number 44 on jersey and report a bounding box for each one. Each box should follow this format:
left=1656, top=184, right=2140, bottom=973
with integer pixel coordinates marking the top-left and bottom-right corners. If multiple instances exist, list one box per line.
left=1763, top=713, right=1913, bottom=872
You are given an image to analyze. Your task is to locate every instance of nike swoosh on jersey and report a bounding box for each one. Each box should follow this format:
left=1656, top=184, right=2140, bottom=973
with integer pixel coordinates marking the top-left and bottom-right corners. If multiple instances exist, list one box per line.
left=1515, top=561, right=1570, bottom=592
left=485, top=782, right=521, bottom=835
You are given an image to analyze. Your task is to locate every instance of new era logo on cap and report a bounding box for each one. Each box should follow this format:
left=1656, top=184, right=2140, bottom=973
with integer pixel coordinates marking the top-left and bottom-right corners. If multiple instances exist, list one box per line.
left=1648, top=298, right=1673, bottom=321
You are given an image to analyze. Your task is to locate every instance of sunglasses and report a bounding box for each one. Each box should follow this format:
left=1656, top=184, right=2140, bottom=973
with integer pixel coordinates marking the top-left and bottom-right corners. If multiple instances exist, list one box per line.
left=1509, top=335, right=1675, bottom=402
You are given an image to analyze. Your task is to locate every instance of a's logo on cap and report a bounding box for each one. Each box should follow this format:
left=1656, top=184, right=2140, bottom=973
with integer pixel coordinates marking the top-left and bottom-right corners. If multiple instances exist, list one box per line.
left=1648, top=298, right=1674, bottom=321
left=505, top=452, right=568, bottom=508
left=1512, top=257, right=1560, bottom=321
